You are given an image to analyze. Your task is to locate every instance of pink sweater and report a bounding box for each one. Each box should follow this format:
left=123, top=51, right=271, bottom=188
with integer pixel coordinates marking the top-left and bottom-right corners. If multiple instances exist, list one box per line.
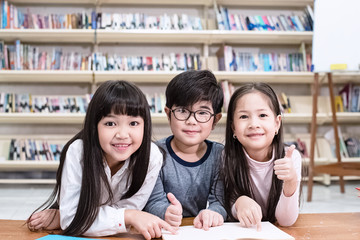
left=232, top=147, right=302, bottom=226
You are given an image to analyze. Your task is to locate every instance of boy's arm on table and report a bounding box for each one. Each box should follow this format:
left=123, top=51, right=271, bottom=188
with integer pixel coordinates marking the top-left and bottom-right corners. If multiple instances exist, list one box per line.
left=143, top=171, right=170, bottom=220
left=207, top=170, right=227, bottom=220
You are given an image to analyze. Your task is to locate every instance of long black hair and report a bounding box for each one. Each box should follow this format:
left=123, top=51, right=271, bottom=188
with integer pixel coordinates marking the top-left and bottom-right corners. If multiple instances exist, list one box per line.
left=221, top=82, right=284, bottom=223
left=30, top=80, right=152, bottom=236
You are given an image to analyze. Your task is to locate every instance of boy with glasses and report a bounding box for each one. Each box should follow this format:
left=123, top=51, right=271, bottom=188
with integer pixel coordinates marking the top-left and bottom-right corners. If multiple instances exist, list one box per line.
left=144, top=70, right=226, bottom=230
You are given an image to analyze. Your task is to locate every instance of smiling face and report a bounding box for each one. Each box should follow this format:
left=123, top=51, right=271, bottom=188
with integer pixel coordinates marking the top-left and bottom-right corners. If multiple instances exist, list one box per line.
left=232, top=91, right=281, bottom=161
left=97, top=112, right=144, bottom=170
left=165, top=101, right=219, bottom=149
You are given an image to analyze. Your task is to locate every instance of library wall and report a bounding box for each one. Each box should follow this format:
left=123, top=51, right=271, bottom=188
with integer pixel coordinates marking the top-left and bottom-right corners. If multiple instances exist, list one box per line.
left=1, top=0, right=359, bottom=183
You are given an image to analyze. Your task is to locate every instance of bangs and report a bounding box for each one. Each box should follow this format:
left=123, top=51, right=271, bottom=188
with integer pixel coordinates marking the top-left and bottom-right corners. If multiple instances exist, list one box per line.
left=111, top=100, right=144, bottom=117
left=96, top=81, right=149, bottom=120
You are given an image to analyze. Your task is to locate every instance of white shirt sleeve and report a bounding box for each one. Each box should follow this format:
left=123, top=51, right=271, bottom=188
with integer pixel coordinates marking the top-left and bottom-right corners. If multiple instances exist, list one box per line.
left=59, top=140, right=163, bottom=237
left=275, top=149, right=302, bottom=226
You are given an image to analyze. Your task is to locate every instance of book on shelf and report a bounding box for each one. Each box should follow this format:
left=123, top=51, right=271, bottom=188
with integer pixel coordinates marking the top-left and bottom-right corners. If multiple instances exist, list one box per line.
left=214, top=5, right=313, bottom=32
left=5, top=138, right=64, bottom=161
left=0, top=93, right=92, bottom=114
left=324, top=127, right=350, bottom=158
left=1, top=40, right=92, bottom=70
left=338, top=83, right=360, bottom=112
left=220, top=80, right=234, bottom=113
left=146, top=92, right=166, bottom=114
left=277, top=92, right=291, bottom=114
left=216, top=45, right=311, bottom=72
left=344, top=137, right=360, bottom=158
left=1, top=1, right=203, bottom=31
left=285, top=138, right=308, bottom=158
left=92, top=52, right=201, bottom=72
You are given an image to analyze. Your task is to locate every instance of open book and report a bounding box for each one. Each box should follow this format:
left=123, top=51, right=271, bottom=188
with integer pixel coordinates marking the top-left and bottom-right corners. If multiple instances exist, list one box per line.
left=162, top=222, right=294, bottom=240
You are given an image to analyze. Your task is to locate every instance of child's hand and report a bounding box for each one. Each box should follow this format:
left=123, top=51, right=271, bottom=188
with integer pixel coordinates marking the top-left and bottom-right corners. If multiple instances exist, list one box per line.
left=193, top=209, right=224, bottom=231
left=165, top=192, right=183, bottom=227
left=125, top=209, right=176, bottom=240
left=234, top=196, right=262, bottom=231
left=274, top=145, right=297, bottom=183
left=27, top=209, right=60, bottom=231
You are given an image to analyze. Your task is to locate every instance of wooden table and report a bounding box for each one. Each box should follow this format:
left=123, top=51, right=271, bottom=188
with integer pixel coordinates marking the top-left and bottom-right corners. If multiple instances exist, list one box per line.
left=1, top=213, right=359, bottom=240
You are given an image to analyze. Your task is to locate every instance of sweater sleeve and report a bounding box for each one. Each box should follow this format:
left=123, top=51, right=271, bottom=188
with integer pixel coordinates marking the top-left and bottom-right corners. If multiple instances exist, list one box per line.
left=275, top=149, right=302, bottom=226
left=143, top=169, right=170, bottom=220
left=207, top=161, right=227, bottom=220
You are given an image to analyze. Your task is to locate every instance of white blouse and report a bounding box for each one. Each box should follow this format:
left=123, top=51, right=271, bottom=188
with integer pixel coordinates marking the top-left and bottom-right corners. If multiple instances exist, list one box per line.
left=59, top=139, right=163, bottom=236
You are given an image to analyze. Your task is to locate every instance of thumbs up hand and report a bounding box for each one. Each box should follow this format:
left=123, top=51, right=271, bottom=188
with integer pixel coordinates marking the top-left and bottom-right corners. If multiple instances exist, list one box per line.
left=165, top=192, right=183, bottom=227
left=274, top=145, right=297, bottom=183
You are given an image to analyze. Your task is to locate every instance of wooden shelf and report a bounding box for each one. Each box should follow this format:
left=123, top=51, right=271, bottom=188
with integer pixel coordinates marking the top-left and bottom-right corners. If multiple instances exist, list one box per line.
left=96, top=29, right=212, bottom=44
left=0, top=161, right=59, bottom=171
left=0, top=29, right=95, bottom=43
left=94, top=71, right=314, bottom=84
left=329, top=112, right=360, bottom=124
left=217, top=0, right=313, bottom=7
left=328, top=157, right=360, bottom=163
left=0, top=70, right=93, bottom=83
left=330, top=72, right=360, bottom=84
left=0, top=179, right=56, bottom=184
left=95, top=30, right=313, bottom=45
left=209, top=31, right=313, bottom=45
left=98, top=0, right=212, bottom=5
left=0, top=113, right=85, bottom=124
left=9, top=0, right=95, bottom=4
left=8, top=0, right=313, bottom=7
left=214, top=72, right=314, bottom=83
left=94, top=71, right=180, bottom=84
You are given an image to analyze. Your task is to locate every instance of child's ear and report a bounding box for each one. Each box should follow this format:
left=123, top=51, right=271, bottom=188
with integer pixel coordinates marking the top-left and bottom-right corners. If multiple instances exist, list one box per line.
left=164, top=107, right=171, bottom=120
left=275, top=114, right=282, bottom=132
left=212, top=113, right=222, bottom=130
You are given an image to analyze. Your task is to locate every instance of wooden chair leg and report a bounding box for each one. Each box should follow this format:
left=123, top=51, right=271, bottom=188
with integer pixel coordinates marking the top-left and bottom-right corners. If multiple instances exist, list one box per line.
left=307, top=168, right=314, bottom=202
left=307, top=73, right=319, bottom=202
left=327, top=73, right=344, bottom=193
left=340, top=176, right=345, bottom=193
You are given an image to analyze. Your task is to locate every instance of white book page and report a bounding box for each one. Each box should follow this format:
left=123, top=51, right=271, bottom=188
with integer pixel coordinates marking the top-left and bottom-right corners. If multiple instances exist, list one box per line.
left=162, top=222, right=294, bottom=240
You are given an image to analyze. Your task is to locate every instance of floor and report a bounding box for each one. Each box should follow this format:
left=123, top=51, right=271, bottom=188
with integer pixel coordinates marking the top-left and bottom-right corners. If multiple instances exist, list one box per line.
left=0, top=180, right=359, bottom=220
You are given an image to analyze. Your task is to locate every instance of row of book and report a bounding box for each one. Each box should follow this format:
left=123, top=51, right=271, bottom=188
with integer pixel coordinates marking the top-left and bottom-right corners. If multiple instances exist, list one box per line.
left=0, top=41, right=92, bottom=70
left=7, top=138, right=64, bottom=161
left=0, top=40, right=202, bottom=71
left=93, top=53, right=202, bottom=72
left=285, top=138, right=308, bottom=158
left=0, top=93, right=92, bottom=113
left=325, top=128, right=360, bottom=158
left=337, top=83, right=360, bottom=113
left=146, top=93, right=165, bottom=114
left=221, top=80, right=292, bottom=114
left=217, top=45, right=312, bottom=72
left=214, top=4, right=314, bottom=32
left=1, top=1, right=202, bottom=30
left=95, top=13, right=202, bottom=31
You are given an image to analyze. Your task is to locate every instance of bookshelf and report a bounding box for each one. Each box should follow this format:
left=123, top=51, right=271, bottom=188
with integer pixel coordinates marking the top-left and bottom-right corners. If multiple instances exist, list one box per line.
left=1, top=0, right=359, bottom=184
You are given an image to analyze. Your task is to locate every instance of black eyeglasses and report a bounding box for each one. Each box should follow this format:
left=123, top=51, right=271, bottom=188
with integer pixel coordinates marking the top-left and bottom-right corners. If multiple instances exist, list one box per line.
left=170, top=108, right=215, bottom=123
